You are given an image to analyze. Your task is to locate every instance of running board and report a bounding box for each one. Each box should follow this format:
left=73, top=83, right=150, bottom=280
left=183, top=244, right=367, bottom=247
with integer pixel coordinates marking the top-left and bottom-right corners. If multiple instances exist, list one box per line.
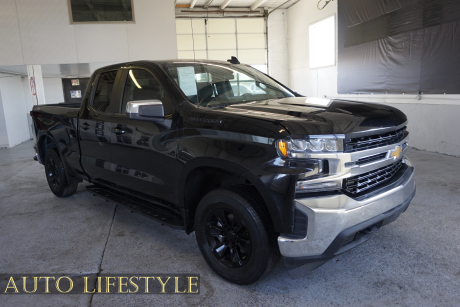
left=86, top=185, right=184, bottom=230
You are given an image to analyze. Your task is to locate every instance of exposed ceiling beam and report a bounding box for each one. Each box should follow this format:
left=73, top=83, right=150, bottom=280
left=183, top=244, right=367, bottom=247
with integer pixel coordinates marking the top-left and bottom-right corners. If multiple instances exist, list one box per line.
left=176, top=7, right=265, bottom=18
left=220, top=0, right=233, bottom=9
left=203, top=0, right=215, bottom=9
left=250, top=0, right=267, bottom=11
left=190, top=0, right=198, bottom=9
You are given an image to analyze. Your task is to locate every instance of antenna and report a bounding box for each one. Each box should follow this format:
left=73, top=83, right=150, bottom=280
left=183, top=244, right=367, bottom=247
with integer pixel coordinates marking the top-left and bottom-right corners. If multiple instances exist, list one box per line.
left=227, top=56, right=240, bottom=64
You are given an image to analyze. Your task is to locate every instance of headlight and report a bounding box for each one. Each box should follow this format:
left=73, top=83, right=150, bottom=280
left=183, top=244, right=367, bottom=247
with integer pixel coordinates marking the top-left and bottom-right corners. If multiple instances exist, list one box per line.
left=276, top=137, right=343, bottom=158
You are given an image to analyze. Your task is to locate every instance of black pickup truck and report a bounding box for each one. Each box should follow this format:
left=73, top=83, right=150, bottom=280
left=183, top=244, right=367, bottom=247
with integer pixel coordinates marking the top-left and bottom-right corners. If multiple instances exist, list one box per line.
left=30, top=59, right=416, bottom=284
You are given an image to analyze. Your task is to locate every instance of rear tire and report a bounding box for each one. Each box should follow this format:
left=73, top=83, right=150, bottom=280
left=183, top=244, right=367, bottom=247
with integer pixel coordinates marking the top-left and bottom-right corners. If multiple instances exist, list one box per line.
left=44, top=149, right=78, bottom=197
left=195, top=186, right=280, bottom=284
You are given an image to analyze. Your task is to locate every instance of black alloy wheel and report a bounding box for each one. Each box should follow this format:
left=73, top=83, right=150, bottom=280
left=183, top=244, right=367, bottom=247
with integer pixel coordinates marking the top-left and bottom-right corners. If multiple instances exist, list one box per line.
left=47, top=156, right=61, bottom=189
left=205, top=208, right=252, bottom=268
left=44, top=149, right=78, bottom=197
left=195, top=186, right=280, bottom=285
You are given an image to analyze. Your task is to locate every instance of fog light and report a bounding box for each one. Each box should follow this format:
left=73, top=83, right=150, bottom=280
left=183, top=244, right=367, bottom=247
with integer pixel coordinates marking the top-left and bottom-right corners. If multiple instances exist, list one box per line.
left=296, top=181, right=341, bottom=193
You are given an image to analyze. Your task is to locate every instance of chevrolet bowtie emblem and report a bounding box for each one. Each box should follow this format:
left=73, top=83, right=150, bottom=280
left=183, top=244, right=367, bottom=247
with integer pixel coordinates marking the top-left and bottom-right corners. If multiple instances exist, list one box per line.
left=390, top=146, right=403, bottom=159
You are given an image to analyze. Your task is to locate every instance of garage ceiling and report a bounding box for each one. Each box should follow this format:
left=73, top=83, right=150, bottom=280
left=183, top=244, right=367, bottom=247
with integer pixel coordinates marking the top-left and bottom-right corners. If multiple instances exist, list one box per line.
left=175, top=0, right=298, bottom=10
left=175, top=0, right=299, bottom=18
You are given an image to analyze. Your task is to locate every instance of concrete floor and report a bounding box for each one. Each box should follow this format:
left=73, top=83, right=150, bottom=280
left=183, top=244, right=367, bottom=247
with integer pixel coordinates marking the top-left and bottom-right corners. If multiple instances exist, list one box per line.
left=1, top=140, right=459, bottom=306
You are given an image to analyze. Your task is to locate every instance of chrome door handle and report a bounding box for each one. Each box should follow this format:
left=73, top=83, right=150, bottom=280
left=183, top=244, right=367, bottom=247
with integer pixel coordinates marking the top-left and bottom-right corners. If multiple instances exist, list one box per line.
left=80, top=123, right=91, bottom=130
left=111, top=127, right=125, bottom=134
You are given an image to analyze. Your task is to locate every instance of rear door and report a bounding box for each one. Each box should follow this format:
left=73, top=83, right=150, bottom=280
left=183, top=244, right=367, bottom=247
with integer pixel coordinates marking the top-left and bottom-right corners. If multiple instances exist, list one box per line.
left=79, top=69, right=122, bottom=183
left=108, top=68, right=179, bottom=205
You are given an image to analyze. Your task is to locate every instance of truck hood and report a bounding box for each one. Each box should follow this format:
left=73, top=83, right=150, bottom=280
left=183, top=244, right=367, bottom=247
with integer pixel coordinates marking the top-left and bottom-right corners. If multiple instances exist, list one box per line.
left=215, top=97, right=407, bottom=138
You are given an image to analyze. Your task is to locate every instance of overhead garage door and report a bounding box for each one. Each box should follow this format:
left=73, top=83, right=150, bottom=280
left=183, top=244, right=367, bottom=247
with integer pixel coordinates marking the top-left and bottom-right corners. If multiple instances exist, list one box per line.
left=176, top=18, right=267, bottom=73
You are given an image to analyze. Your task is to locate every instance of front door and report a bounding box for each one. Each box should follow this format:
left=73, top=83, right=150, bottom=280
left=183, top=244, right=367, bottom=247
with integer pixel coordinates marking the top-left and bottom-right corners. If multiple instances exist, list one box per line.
left=108, top=68, right=178, bottom=205
left=79, top=70, right=121, bottom=183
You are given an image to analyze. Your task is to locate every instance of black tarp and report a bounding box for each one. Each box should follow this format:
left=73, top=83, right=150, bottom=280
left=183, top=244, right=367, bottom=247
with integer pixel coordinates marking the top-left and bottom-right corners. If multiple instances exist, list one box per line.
left=338, top=0, right=460, bottom=94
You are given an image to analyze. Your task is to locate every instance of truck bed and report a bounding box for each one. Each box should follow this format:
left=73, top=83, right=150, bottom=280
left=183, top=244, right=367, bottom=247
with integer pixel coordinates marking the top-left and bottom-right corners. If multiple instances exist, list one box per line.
left=32, top=102, right=80, bottom=119
left=38, top=102, right=81, bottom=109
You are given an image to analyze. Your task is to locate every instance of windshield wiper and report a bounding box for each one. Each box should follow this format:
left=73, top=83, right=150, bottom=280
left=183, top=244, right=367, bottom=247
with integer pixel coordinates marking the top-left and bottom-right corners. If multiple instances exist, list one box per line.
left=207, top=102, right=243, bottom=109
left=207, top=98, right=281, bottom=108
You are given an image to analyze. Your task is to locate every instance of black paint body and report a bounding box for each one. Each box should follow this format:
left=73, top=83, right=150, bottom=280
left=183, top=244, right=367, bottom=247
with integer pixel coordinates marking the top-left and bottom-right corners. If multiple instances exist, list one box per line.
left=30, top=60, right=407, bottom=235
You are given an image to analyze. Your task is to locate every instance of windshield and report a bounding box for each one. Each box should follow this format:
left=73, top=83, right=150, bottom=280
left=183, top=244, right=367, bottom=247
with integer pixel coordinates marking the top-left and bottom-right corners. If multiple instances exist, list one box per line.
left=162, top=62, right=295, bottom=107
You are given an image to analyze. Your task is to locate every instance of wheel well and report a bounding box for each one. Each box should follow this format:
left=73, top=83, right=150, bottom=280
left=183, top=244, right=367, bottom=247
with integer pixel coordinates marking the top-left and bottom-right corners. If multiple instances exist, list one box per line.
left=38, top=135, right=58, bottom=161
left=183, top=167, right=273, bottom=234
left=38, top=135, right=82, bottom=184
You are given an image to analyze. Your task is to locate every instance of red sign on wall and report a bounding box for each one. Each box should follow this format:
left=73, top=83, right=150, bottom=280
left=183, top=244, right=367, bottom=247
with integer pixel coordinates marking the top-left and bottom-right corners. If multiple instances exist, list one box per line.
left=29, top=77, right=37, bottom=96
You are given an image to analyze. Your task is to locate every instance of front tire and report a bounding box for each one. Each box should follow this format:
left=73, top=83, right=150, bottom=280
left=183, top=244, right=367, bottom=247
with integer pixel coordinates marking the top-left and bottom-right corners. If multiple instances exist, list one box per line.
left=44, top=149, right=78, bottom=197
left=195, top=187, right=280, bottom=284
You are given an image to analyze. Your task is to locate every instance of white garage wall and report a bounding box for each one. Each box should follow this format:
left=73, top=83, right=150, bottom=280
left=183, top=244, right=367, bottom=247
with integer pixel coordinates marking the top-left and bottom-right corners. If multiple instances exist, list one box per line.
left=286, top=1, right=460, bottom=157
left=0, top=74, right=31, bottom=147
left=0, top=0, right=178, bottom=66
left=43, top=78, right=65, bottom=104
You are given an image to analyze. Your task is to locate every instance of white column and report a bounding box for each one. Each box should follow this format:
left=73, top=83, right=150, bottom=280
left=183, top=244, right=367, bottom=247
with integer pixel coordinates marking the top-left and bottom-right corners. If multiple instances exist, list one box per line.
left=267, top=9, right=289, bottom=85
left=26, top=65, right=46, bottom=105
left=0, top=90, right=9, bottom=148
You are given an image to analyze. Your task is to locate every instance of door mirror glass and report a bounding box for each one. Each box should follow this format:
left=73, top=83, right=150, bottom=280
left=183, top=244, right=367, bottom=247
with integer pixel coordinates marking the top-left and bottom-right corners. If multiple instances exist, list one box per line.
left=125, top=100, right=164, bottom=121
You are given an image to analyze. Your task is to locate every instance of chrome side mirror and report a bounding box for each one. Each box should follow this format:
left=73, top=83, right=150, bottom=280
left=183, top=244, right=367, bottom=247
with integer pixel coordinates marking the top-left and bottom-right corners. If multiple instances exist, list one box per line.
left=125, top=100, right=164, bottom=121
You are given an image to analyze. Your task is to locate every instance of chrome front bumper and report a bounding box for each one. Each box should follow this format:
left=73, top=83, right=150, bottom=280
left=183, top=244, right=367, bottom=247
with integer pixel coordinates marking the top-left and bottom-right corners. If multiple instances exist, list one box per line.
left=278, top=157, right=416, bottom=258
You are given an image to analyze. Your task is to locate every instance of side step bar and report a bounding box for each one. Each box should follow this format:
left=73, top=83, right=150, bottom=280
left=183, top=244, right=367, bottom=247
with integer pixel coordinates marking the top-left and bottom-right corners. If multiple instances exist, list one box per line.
left=86, top=185, right=184, bottom=230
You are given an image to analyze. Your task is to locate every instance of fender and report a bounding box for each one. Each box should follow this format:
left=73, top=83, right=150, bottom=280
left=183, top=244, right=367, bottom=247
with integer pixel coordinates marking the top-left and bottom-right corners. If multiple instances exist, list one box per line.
left=178, top=157, right=284, bottom=233
left=37, top=132, right=82, bottom=185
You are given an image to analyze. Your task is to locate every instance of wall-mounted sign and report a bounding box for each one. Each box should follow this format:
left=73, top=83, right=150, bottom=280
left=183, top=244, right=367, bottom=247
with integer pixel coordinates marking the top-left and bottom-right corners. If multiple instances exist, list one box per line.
left=71, top=79, right=80, bottom=86
left=70, top=90, right=82, bottom=98
left=29, top=77, right=37, bottom=95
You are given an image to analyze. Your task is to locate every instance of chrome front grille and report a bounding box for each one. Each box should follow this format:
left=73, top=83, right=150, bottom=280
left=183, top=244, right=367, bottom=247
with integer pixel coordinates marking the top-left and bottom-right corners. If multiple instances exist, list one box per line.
left=343, top=160, right=403, bottom=194
left=344, top=127, right=407, bottom=153
left=356, top=152, right=387, bottom=166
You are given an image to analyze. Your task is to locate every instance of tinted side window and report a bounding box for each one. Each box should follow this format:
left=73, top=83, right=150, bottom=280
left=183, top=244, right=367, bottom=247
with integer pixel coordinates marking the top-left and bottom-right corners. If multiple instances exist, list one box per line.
left=92, top=71, right=118, bottom=112
left=122, top=69, right=173, bottom=116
